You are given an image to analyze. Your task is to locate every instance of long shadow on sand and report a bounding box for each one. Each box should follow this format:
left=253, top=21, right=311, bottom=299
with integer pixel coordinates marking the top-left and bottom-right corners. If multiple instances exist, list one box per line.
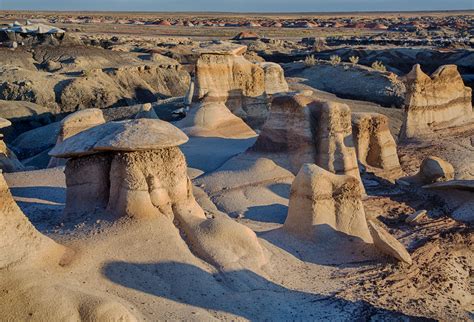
left=102, top=260, right=429, bottom=321
left=259, top=224, right=384, bottom=267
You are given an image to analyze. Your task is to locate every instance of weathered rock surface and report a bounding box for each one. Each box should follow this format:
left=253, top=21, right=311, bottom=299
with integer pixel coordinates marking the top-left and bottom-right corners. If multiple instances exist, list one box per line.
left=367, top=220, right=412, bottom=264
left=0, top=100, right=53, bottom=140
left=52, top=118, right=266, bottom=271
left=284, top=164, right=372, bottom=244
left=352, top=112, right=402, bottom=178
left=251, top=92, right=316, bottom=172
left=49, top=119, right=189, bottom=158
left=0, top=47, right=190, bottom=114
left=400, top=64, right=473, bottom=139
left=258, top=62, right=289, bottom=94
left=0, top=118, right=24, bottom=172
left=252, top=93, right=363, bottom=190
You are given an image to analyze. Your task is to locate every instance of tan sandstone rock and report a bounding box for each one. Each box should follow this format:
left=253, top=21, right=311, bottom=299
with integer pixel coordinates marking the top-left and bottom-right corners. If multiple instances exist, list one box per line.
left=284, top=164, right=372, bottom=244
left=252, top=93, right=363, bottom=191
left=251, top=92, right=316, bottom=172
left=367, top=220, right=412, bottom=264
left=401, top=64, right=473, bottom=139
left=258, top=62, right=289, bottom=94
left=352, top=112, right=402, bottom=179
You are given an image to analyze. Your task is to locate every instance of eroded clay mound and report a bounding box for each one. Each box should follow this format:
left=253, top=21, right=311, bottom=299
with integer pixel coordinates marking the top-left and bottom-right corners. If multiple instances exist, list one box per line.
left=284, top=164, right=372, bottom=244
left=176, top=93, right=256, bottom=139
left=0, top=172, right=66, bottom=269
left=401, top=64, right=473, bottom=139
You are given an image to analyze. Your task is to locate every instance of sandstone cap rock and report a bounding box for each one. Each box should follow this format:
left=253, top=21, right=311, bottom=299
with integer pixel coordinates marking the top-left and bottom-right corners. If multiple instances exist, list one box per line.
left=49, top=119, right=188, bottom=158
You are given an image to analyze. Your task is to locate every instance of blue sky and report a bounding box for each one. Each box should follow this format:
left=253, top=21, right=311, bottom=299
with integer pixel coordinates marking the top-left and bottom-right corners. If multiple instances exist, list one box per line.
left=1, top=0, right=473, bottom=12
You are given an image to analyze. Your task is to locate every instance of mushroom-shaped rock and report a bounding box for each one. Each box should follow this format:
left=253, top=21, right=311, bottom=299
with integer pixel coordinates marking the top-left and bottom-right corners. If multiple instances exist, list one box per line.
left=284, top=164, right=373, bottom=244
left=351, top=112, right=402, bottom=179
left=401, top=64, right=473, bottom=139
left=49, top=119, right=189, bottom=218
left=50, top=118, right=266, bottom=270
left=0, top=172, right=69, bottom=269
left=175, top=92, right=256, bottom=139
left=134, top=103, right=159, bottom=120
left=367, top=220, right=412, bottom=264
left=48, top=108, right=106, bottom=168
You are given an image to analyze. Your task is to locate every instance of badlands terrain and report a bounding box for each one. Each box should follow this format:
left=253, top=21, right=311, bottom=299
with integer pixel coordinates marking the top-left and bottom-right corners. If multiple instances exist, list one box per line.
left=0, top=10, right=473, bottom=321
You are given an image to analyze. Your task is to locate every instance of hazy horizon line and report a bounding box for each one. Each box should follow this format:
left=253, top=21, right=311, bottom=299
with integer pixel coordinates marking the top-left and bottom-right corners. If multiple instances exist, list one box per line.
left=1, top=9, right=473, bottom=14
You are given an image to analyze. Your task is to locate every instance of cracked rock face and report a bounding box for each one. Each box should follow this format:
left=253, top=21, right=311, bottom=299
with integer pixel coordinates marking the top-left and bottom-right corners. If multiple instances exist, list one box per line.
left=284, top=163, right=373, bottom=244
left=401, top=64, right=473, bottom=139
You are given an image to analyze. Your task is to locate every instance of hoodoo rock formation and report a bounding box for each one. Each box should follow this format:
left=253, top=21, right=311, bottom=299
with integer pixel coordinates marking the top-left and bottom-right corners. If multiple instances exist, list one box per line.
left=400, top=64, right=473, bottom=139
left=284, top=163, right=412, bottom=264
left=49, top=118, right=267, bottom=271
left=193, top=43, right=288, bottom=127
left=252, top=92, right=363, bottom=191
left=351, top=112, right=402, bottom=179
left=284, top=164, right=372, bottom=243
